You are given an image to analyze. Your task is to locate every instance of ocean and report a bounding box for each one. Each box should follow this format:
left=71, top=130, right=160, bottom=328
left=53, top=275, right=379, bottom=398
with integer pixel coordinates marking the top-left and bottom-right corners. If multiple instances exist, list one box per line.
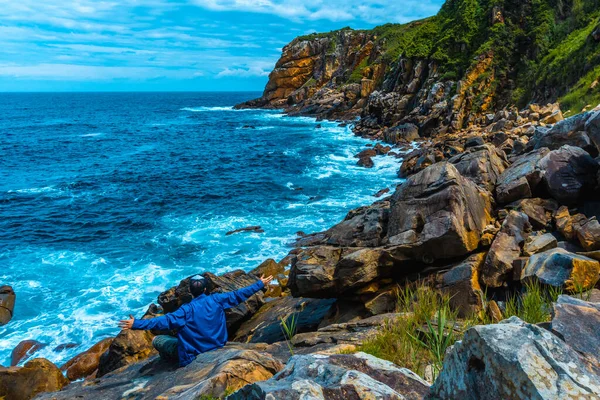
left=0, top=92, right=402, bottom=366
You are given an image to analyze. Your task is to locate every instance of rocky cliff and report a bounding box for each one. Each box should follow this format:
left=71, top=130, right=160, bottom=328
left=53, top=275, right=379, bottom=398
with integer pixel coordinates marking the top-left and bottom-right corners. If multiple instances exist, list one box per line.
left=239, top=0, right=600, bottom=139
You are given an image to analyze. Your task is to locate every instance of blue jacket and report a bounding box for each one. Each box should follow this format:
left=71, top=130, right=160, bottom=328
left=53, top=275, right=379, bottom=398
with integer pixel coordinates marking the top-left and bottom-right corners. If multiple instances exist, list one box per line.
left=132, top=280, right=264, bottom=367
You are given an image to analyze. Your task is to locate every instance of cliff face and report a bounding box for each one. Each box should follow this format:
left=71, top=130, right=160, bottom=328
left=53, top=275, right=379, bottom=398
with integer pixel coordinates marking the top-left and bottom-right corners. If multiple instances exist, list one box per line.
left=239, top=0, right=600, bottom=138
left=240, top=29, right=384, bottom=120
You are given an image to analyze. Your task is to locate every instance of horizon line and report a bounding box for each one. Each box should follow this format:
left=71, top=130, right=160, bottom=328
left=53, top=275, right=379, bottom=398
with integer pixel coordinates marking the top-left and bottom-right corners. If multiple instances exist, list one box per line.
left=0, top=90, right=264, bottom=94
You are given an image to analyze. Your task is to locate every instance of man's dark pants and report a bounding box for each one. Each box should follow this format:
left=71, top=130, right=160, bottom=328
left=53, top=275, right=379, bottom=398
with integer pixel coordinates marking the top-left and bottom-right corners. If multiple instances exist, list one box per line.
left=152, top=335, right=179, bottom=362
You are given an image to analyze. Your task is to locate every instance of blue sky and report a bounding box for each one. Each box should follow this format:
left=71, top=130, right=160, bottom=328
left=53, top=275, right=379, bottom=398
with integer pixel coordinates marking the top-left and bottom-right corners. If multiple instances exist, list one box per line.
left=0, top=0, right=445, bottom=92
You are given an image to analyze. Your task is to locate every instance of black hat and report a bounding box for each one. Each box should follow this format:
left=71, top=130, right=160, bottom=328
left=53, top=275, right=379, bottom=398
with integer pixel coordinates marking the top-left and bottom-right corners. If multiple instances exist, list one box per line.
left=189, top=275, right=212, bottom=297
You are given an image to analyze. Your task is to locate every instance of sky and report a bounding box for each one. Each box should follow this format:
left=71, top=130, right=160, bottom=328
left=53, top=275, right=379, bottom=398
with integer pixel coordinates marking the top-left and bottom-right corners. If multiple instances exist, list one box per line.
left=0, top=0, right=445, bottom=92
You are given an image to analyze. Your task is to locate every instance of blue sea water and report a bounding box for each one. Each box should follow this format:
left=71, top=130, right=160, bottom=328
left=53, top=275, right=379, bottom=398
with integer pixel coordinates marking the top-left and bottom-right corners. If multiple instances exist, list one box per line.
left=0, top=92, right=404, bottom=367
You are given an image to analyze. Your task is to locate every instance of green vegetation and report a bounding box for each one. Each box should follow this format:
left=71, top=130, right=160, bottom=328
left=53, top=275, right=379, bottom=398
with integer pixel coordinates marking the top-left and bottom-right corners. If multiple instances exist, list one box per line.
left=504, top=281, right=562, bottom=324
left=359, top=279, right=570, bottom=380
left=348, top=58, right=370, bottom=83
left=280, top=313, right=298, bottom=356
left=296, top=26, right=357, bottom=42
left=359, top=283, right=459, bottom=380
left=304, top=0, right=600, bottom=112
left=199, top=388, right=235, bottom=400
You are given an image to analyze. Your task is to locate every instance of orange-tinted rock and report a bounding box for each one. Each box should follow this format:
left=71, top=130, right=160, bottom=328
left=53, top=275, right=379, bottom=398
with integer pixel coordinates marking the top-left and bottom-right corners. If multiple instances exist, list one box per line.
left=440, top=253, right=486, bottom=317
left=11, top=340, right=46, bottom=366
left=0, top=285, right=15, bottom=326
left=0, top=358, right=69, bottom=400
left=61, top=337, right=114, bottom=381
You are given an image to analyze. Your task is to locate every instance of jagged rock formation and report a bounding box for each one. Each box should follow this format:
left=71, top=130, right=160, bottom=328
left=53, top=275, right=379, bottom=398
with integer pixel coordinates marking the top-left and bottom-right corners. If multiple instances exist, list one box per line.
left=232, top=352, right=430, bottom=400
left=239, top=0, right=600, bottom=141
left=429, top=315, right=600, bottom=399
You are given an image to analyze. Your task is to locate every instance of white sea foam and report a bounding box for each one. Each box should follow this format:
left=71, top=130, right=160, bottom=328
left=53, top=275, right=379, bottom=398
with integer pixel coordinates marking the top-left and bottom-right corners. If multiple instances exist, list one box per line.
left=8, top=186, right=57, bottom=195
left=180, top=106, right=255, bottom=112
left=79, top=133, right=104, bottom=137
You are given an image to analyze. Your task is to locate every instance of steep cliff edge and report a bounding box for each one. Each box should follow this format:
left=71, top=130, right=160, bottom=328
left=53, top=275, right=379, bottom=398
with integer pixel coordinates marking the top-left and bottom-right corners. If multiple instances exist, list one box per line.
left=238, top=0, right=600, bottom=139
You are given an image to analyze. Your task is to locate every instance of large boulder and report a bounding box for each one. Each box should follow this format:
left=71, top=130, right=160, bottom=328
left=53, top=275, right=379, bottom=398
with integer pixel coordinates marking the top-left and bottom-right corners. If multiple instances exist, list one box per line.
left=551, top=295, right=600, bottom=365
left=0, top=358, right=69, bottom=400
left=287, top=246, right=345, bottom=298
left=448, top=144, right=508, bottom=192
left=37, top=345, right=284, bottom=400
left=233, top=296, right=335, bottom=344
left=495, top=148, right=549, bottom=204
left=387, top=162, right=494, bottom=262
left=295, top=199, right=390, bottom=248
left=61, top=338, right=114, bottom=381
left=521, top=248, right=600, bottom=292
left=481, top=211, right=531, bottom=287
left=439, top=252, right=486, bottom=317
left=429, top=317, right=600, bottom=399
left=532, top=112, right=593, bottom=152
left=231, top=352, right=430, bottom=400
left=0, top=285, right=15, bottom=326
left=159, top=270, right=265, bottom=333
left=536, top=145, right=598, bottom=205
left=288, top=247, right=395, bottom=298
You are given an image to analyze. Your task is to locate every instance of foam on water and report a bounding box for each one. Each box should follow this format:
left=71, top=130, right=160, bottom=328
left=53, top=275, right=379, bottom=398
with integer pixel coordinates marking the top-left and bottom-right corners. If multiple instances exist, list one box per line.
left=180, top=106, right=255, bottom=112
left=0, top=92, right=409, bottom=366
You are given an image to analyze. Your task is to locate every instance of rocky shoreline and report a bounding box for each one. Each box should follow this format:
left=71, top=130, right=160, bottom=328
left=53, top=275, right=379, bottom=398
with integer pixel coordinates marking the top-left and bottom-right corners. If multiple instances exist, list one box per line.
left=3, top=97, right=600, bottom=400
left=3, top=0, right=600, bottom=397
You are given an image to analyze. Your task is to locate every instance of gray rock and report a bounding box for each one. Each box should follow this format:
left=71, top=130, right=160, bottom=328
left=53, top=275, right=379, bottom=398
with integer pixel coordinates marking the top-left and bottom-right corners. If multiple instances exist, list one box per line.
left=537, top=145, right=599, bottom=205
left=481, top=211, right=531, bottom=287
left=37, top=345, right=284, bottom=400
left=233, top=296, right=335, bottom=344
left=388, top=162, right=493, bottom=262
left=295, top=199, right=390, bottom=248
left=383, top=123, right=420, bottom=144
left=429, top=317, right=600, bottom=400
left=521, top=248, right=600, bottom=291
left=551, top=295, right=600, bottom=365
left=448, top=144, right=508, bottom=192
left=232, top=352, right=430, bottom=400
left=496, top=148, right=549, bottom=204
left=533, top=112, right=592, bottom=151
left=523, top=233, right=558, bottom=256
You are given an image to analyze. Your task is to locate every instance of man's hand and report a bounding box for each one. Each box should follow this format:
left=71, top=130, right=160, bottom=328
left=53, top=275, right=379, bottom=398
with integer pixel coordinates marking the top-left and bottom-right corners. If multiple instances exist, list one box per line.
left=260, top=275, right=273, bottom=286
left=118, top=315, right=135, bottom=330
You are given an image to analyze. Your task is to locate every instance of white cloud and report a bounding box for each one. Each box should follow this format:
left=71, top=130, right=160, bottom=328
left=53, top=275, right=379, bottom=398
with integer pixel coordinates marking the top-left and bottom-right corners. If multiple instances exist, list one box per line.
left=216, top=61, right=274, bottom=78
left=0, top=63, right=201, bottom=80
left=191, top=0, right=443, bottom=24
left=0, top=0, right=444, bottom=85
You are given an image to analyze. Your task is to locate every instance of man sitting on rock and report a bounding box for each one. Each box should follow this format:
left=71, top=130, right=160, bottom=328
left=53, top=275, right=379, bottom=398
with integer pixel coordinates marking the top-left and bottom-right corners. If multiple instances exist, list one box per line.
left=118, top=274, right=272, bottom=367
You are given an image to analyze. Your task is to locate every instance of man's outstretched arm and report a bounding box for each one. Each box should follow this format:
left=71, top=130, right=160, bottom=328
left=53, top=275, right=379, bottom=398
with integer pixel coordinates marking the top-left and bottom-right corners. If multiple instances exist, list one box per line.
left=118, top=305, right=188, bottom=331
left=214, top=275, right=273, bottom=310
